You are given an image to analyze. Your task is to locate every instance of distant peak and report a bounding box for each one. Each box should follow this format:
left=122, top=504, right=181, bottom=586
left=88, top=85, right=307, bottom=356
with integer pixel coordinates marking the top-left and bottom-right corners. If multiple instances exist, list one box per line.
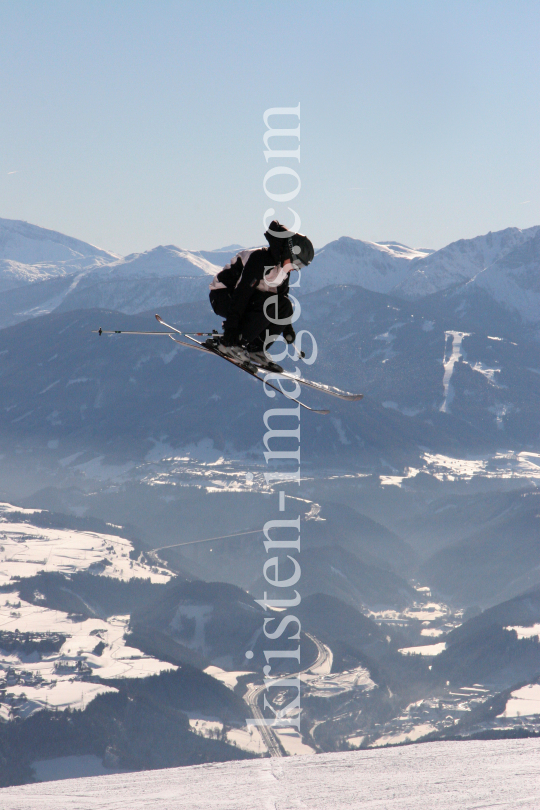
left=206, top=244, right=245, bottom=252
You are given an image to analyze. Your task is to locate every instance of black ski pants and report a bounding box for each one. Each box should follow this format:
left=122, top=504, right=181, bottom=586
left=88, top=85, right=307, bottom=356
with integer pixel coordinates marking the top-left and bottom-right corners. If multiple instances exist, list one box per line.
left=209, top=288, right=293, bottom=346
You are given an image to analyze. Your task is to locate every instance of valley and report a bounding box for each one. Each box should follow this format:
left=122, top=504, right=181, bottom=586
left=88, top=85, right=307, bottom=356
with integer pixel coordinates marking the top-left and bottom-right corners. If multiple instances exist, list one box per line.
left=0, top=217, right=538, bottom=786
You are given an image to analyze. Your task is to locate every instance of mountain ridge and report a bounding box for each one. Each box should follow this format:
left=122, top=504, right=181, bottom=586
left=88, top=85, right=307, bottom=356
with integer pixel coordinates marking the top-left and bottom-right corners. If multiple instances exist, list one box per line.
left=0, top=217, right=539, bottom=326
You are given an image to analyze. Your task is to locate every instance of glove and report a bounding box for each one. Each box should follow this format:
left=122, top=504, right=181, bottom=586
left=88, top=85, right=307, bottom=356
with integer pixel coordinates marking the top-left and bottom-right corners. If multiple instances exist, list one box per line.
left=283, top=324, right=296, bottom=344
left=221, top=326, right=240, bottom=347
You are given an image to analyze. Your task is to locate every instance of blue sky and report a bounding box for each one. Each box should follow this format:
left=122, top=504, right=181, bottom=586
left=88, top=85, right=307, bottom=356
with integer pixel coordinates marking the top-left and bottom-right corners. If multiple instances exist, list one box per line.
left=0, top=0, right=538, bottom=255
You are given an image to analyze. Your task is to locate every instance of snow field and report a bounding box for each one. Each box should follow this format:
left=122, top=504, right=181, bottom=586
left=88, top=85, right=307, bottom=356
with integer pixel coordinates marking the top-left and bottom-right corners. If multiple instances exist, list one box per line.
left=0, top=504, right=171, bottom=585
left=273, top=726, right=315, bottom=755
left=187, top=714, right=267, bottom=756
left=301, top=665, right=375, bottom=698
left=422, top=451, right=540, bottom=482
left=1, top=739, right=539, bottom=809
left=0, top=504, right=279, bottom=753
left=0, top=503, right=174, bottom=715
left=0, top=597, right=176, bottom=718
left=31, top=754, right=125, bottom=783
left=501, top=684, right=540, bottom=718
left=440, top=331, right=470, bottom=414
left=507, top=624, right=540, bottom=640
left=371, top=722, right=437, bottom=747
left=203, top=665, right=253, bottom=690
left=399, top=642, right=447, bottom=657
left=202, top=667, right=315, bottom=755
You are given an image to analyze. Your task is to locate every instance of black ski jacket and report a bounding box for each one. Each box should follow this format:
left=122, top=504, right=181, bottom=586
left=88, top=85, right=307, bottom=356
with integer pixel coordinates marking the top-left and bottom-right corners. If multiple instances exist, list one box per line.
left=212, top=247, right=292, bottom=333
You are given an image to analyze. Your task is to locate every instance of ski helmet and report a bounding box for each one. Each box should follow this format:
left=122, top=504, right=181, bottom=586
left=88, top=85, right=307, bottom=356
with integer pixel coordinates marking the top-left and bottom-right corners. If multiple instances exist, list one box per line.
left=287, top=232, right=314, bottom=268
left=264, top=220, right=314, bottom=268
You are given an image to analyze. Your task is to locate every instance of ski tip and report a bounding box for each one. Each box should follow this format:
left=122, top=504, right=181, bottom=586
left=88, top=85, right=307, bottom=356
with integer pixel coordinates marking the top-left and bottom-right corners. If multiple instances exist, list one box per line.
left=315, top=409, right=330, bottom=416
left=155, top=314, right=162, bottom=322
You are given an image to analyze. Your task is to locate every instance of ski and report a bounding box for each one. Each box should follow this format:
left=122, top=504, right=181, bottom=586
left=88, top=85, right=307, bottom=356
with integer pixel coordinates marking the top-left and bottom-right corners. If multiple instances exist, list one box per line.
left=95, top=314, right=362, bottom=414
left=182, top=332, right=363, bottom=404
left=154, top=317, right=362, bottom=401
left=165, top=336, right=330, bottom=415
left=272, top=369, right=363, bottom=402
left=153, top=316, right=329, bottom=414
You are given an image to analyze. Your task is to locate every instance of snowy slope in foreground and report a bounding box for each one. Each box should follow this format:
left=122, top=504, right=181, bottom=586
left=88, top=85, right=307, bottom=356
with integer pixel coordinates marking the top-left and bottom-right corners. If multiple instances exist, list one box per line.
left=2, top=739, right=538, bottom=809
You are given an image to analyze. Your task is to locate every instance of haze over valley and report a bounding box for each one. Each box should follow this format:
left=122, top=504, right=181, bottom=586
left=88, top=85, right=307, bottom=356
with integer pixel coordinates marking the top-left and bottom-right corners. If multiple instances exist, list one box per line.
left=0, top=216, right=539, bottom=788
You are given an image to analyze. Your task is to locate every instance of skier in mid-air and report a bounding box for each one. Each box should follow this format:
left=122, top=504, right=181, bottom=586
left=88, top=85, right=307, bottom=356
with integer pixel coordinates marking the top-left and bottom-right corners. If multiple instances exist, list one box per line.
left=207, top=220, right=314, bottom=366
left=95, top=221, right=362, bottom=412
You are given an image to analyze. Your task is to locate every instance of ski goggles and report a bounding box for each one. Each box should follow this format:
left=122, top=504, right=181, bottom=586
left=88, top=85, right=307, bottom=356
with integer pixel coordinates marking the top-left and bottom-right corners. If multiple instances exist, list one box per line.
left=287, top=237, right=306, bottom=268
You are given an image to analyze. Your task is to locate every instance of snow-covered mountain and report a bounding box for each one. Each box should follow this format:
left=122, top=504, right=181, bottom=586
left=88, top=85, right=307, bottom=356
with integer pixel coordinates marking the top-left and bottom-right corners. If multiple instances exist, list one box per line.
left=0, top=503, right=260, bottom=779
left=0, top=293, right=538, bottom=787
left=299, top=226, right=540, bottom=327
left=198, top=244, right=246, bottom=267
left=1, top=217, right=539, bottom=327
left=395, top=226, right=540, bottom=300
left=304, top=237, right=431, bottom=295
left=52, top=274, right=213, bottom=316
left=2, top=285, right=539, bottom=497
left=0, top=218, right=118, bottom=266
left=0, top=219, right=225, bottom=325
left=0, top=218, right=120, bottom=292
left=0, top=219, right=226, bottom=315
left=97, top=245, right=219, bottom=279
left=45, top=245, right=222, bottom=316
left=468, top=230, right=540, bottom=322
left=2, top=219, right=540, bottom=794
left=0, top=259, right=75, bottom=294
left=307, top=226, right=540, bottom=325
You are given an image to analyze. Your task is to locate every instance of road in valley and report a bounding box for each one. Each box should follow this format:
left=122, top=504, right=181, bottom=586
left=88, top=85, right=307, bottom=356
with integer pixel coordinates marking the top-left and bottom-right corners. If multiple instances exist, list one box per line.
left=244, top=632, right=332, bottom=757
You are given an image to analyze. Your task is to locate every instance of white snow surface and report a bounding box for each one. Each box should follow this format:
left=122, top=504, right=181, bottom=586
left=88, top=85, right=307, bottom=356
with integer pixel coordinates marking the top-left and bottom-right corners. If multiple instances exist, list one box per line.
left=0, top=602, right=173, bottom=677
left=395, top=225, right=540, bottom=299
left=440, top=331, right=470, bottom=413
left=3, top=217, right=540, bottom=328
left=0, top=260, right=73, bottom=293
left=95, top=245, right=220, bottom=280
left=0, top=219, right=222, bottom=319
left=399, top=642, right=447, bottom=656
left=302, top=665, right=375, bottom=697
left=470, top=231, right=540, bottom=322
left=371, top=723, right=438, bottom=747
left=0, top=218, right=118, bottom=266
left=273, top=726, right=315, bottom=756
left=1, top=739, right=539, bottom=809
left=507, top=624, right=540, bottom=639
left=303, top=237, right=429, bottom=295
left=0, top=600, right=175, bottom=719
left=31, top=755, right=125, bottom=783
left=0, top=502, right=170, bottom=584
left=204, top=665, right=252, bottom=690
left=503, top=684, right=540, bottom=718
left=0, top=218, right=120, bottom=291
left=421, top=451, right=540, bottom=482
